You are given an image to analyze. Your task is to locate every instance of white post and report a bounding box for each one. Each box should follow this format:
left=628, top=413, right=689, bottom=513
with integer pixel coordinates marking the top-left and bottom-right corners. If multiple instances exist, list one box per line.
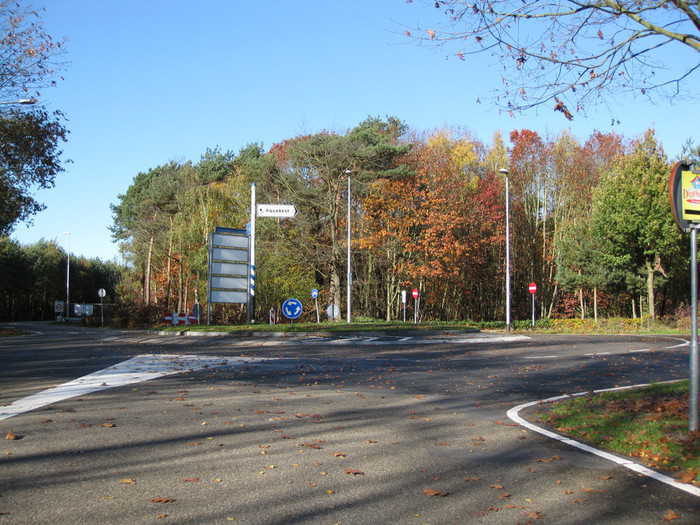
left=347, top=173, right=352, bottom=324
left=64, top=232, right=71, bottom=319
left=248, top=183, right=256, bottom=324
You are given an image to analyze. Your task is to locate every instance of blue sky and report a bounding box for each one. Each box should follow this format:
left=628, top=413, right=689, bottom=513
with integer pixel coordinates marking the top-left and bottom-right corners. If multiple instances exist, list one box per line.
left=11, top=1, right=699, bottom=261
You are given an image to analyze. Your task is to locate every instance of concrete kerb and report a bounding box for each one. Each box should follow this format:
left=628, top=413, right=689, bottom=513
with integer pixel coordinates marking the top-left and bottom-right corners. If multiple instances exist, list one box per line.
left=506, top=380, right=700, bottom=498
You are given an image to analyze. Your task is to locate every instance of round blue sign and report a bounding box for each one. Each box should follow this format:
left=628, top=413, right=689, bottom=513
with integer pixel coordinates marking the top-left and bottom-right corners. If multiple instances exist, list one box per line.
left=281, top=298, right=303, bottom=320
left=311, top=288, right=319, bottom=299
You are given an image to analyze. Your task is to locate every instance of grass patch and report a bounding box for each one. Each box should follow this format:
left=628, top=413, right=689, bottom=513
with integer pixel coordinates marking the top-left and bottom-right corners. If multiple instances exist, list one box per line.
left=0, top=327, right=26, bottom=337
left=157, top=320, right=482, bottom=334
left=535, top=380, right=700, bottom=485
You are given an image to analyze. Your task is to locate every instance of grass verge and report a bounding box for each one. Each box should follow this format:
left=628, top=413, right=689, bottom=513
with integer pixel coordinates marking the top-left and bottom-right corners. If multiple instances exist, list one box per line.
left=535, top=380, right=700, bottom=485
left=0, top=328, right=26, bottom=337
left=157, top=320, right=482, bottom=333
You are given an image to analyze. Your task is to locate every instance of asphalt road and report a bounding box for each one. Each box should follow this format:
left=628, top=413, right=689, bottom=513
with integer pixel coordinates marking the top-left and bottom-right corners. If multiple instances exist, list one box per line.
left=0, top=322, right=698, bottom=524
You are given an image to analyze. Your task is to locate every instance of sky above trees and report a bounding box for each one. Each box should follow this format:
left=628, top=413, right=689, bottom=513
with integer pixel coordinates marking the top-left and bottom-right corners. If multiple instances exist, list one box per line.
left=10, top=0, right=699, bottom=260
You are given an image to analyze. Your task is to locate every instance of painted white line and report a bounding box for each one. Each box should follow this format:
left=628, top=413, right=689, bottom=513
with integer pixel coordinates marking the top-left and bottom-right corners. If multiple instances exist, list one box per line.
left=524, top=355, right=558, bottom=359
left=629, top=348, right=651, bottom=353
left=506, top=380, right=700, bottom=498
left=363, top=337, right=378, bottom=342
left=0, top=353, right=270, bottom=421
left=665, top=338, right=689, bottom=349
left=584, top=352, right=611, bottom=356
left=398, top=337, right=413, bottom=342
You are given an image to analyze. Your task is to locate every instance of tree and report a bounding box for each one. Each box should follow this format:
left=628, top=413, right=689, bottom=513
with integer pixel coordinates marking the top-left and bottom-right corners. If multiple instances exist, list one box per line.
left=271, top=117, right=410, bottom=319
left=590, top=130, right=683, bottom=318
left=0, top=1, right=67, bottom=233
left=406, top=1, right=700, bottom=116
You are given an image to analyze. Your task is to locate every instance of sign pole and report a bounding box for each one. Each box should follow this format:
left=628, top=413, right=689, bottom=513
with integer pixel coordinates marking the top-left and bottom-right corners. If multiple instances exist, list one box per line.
left=691, top=226, right=699, bottom=431
left=315, top=297, right=320, bottom=323
left=347, top=174, right=352, bottom=324
left=531, top=293, right=535, bottom=327
left=248, top=183, right=256, bottom=324
left=402, top=290, right=407, bottom=323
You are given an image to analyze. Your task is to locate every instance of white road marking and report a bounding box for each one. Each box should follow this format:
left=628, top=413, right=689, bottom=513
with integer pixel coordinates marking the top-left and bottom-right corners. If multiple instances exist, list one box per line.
left=665, top=338, right=689, bottom=349
left=398, top=337, right=413, bottom=342
left=524, top=355, right=558, bottom=359
left=0, top=353, right=270, bottom=421
left=506, top=380, right=700, bottom=498
left=629, top=348, right=651, bottom=353
left=584, top=352, right=611, bottom=356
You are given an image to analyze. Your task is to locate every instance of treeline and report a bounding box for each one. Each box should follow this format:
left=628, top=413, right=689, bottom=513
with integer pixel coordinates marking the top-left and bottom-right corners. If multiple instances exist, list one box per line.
left=0, top=238, right=120, bottom=321
left=108, top=116, right=700, bottom=325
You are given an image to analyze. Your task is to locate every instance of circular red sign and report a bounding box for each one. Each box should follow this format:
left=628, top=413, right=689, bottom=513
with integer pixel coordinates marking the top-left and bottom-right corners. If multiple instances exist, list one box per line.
left=412, top=288, right=419, bottom=299
left=528, top=282, right=537, bottom=294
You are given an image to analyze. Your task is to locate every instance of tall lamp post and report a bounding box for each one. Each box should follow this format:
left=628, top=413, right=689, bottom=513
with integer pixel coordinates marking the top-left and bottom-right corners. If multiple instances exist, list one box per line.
left=498, top=168, right=511, bottom=332
left=345, top=169, right=352, bottom=324
left=64, top=232, right=71, bottom=319
left=0, top=98, right=37, bottom=106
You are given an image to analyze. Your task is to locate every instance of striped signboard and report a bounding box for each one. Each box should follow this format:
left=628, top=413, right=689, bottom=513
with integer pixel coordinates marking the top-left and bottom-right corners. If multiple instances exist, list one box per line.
left=207, top=227, right=249, bottom=309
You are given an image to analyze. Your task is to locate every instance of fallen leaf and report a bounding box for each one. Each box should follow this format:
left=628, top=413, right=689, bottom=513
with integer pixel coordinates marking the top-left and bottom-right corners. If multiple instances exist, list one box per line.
left=527, top=511, right=544, bottom=519
left=156, top=514, right=168, bottom=519
left=423, top=489, right=448, bottom=497
left=119, top=478, right=136, bottom=484
left=663, top=510, right=680, bottom=521
left=490, top=484, right=504, bottom=489
left=5, top=432, right=20, bottom=440
left=333, top=452, right=347, bottom=458
left=464, top=476, right=481, bottom=481
left=150, top=498, right=175, bottom=503
left=101, top=423, right=116, bottom=428
left=326, top=489, right=335, bottom=495
left=345, top=469, right=365, bottom=476
left=182, top=477, right=200, bottom=482
left=599, top=475, right=613, bottom=480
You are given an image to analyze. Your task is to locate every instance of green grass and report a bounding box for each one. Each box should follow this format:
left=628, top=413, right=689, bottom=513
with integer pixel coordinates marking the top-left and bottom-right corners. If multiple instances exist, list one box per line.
left=157, top=319, right=482, bottom=333
left=536, top=381, right=700, bottom=483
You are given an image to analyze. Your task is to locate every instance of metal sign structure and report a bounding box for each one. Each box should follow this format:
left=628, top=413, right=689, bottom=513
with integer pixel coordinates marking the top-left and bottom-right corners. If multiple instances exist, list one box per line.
left=528, top=282, right=537, bottom=327
left=207, top=227, right=250, bottom=324
left=281, top=298, right=303, bottom=320
left=669, top=161, right=700, bottom=431
left=311, top=289, right=319, bottom=323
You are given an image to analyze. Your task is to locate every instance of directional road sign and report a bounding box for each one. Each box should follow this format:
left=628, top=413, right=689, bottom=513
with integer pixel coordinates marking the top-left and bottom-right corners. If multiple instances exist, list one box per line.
left=257, top=204, right=297, bottom=218
left=311, top=289, right=319, bottom=299
left=281, top=298, right=303, bottom=320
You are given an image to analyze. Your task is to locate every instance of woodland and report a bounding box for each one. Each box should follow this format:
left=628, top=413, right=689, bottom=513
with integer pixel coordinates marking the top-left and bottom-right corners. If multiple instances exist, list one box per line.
left=2, top=116, right=698, bottom=325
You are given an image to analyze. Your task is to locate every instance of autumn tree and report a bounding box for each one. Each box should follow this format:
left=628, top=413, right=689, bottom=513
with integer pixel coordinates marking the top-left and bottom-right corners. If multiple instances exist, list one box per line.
left=0, top=1, right=67, bottom=234
left=406, top=1, right=700, bottom=116
left=270, top=117, right=410, bottom=319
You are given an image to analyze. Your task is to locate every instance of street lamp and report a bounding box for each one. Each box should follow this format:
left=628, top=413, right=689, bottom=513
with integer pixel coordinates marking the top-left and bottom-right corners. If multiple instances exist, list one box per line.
left=64, top=232, right=71, bottom=320
left=0, top=98, right=37, bottom=105
left=498, top=168, right=511, bottom=332
left=346, top=169, right=352, bottom=324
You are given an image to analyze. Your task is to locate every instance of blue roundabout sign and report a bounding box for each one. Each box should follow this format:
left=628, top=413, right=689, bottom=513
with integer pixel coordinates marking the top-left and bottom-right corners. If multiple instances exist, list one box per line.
left=281, top=298, right=303, bottom=320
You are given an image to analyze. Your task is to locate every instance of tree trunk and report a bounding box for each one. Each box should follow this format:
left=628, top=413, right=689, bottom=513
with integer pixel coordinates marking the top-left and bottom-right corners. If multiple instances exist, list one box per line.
left=632, top=297, right=637, bottom=318
left=646, top=261, right=656, bottom=319
left=593, top=286, right=598, bottom=322
left=579, top=287, right=585, bottom=319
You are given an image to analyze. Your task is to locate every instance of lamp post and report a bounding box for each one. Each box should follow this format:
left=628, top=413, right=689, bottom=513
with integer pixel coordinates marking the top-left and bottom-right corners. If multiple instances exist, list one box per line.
left=0, top=98, right=37, bottom=105
left=346, top=169, right=352, bottom=324
left=64, top=232, right=71, bottom=320
left=498, top=168, right=511, bottom=332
